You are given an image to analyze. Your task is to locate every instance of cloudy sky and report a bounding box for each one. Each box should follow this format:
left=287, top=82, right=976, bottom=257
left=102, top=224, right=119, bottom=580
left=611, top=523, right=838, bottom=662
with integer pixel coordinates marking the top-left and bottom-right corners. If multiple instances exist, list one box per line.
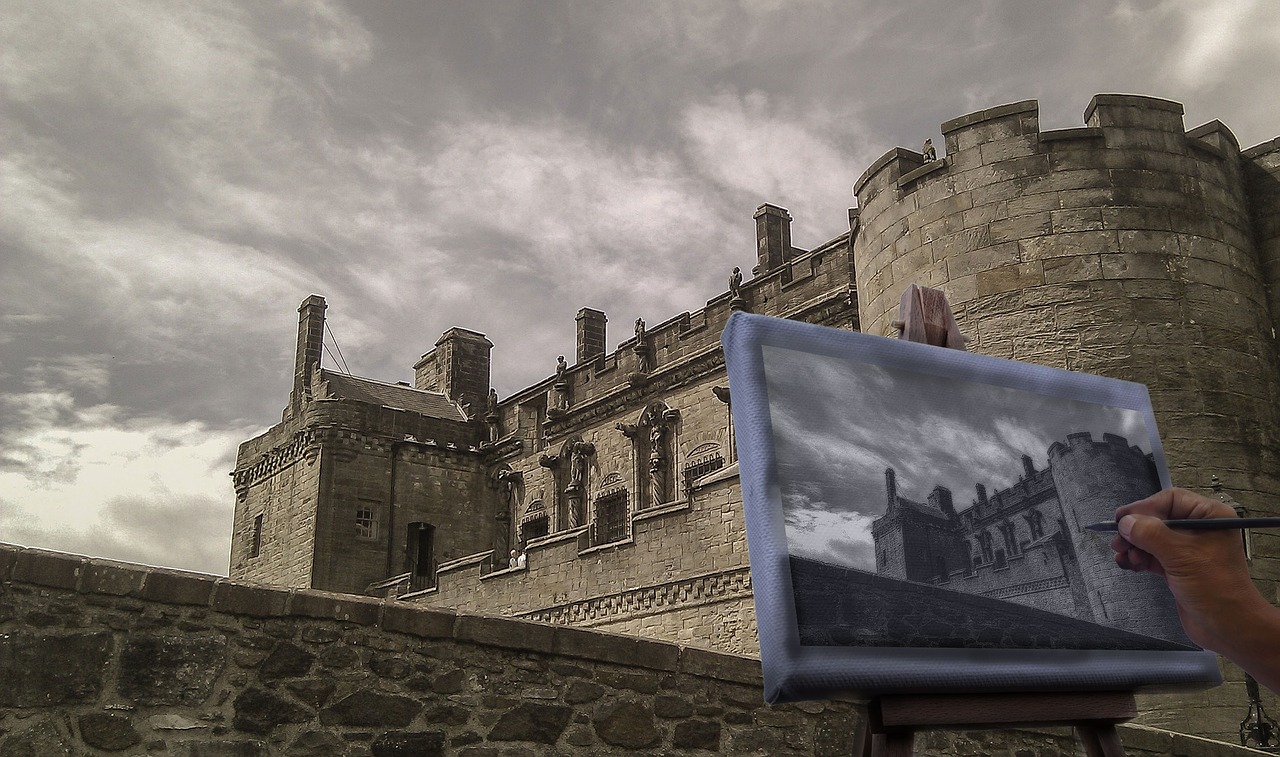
left=2, top=1, right=1277, bottom=575
left=764, top=345, right=1151, bottom=570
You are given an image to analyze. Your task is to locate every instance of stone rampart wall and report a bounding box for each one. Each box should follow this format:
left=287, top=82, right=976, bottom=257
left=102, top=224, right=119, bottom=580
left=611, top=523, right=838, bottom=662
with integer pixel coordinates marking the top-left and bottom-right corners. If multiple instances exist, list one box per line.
left=0, top=542, right=1264, bottom=756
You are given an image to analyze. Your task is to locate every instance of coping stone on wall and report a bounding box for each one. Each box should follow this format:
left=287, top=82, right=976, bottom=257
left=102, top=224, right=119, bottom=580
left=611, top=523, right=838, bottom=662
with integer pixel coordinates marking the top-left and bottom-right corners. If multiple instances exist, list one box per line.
left=940, top=99, right=1038, bottom=135
left=0, top=541, right=767, bottom=689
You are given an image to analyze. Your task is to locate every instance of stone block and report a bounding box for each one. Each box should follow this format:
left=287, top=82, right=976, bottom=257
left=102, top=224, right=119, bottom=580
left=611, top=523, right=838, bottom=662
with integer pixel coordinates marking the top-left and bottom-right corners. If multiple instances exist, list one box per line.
left=0, top=717, right=72, bottom=757
left=946, top=243, right=1021, bottom=279
left=82, top=560, right=148, bottom=596
left=977, top=261, right=1045, bottom=296
left=1043, top=254, right=1103, bottom=285
left=118, top=634, right=228, bottom=706
left=370, top=730, right=448, bottom=756
left=1051, top=208, right=1104, bottom=233
left=679, top=647, right=761, bottom=686
left=1019, top=230, right=1119, bottom=260
left=232, top=686, right=311, bottom=735
left=1100, top=253, right=1176, bottom=281
left=321, top=688, right=423, bottom=727
left=553, top=625, right=679, bottom=670
left=456, top=612, right=554, bottom=653
left=291, top=589, right=381, bottom=625
left=488, top=702, right=572, bottom=744
left=213, top=581, right=290, bottom=618
left=139, top=568, right=216, bottom=605
left=78, top=712, right=142, bottom=752
left=174, top=739, right=268, bottom=756
left=0, top=631, right=112, bottom=706
left=12, top=548, right=84, bottom=590
left=594, top=701, right=660, bottom=748
left=990, top=212, right=1052, bottom=243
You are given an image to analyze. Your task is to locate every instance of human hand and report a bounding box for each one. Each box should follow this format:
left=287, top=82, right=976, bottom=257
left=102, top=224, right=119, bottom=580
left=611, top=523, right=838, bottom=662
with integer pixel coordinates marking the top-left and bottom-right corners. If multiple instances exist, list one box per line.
left=1110, top=488, right=1264, bottom=654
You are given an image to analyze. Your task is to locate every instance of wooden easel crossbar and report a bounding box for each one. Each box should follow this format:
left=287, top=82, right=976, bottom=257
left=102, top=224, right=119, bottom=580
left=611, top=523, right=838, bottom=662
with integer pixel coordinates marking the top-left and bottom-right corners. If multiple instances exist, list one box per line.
left=854, top=691, right=1137, bottom=756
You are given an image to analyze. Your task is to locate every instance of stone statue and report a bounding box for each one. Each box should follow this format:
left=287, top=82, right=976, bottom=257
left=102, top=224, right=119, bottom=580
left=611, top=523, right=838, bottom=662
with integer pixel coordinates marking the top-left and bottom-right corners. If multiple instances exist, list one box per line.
left=634, top=317, right=646, bottom=341
left=729, top=267, right=742, bottom=298
left=632, top=319, right=650, bottom=374
left=649, top=456, right=665, bottom=507
left=486, top=388, right=499, bottom=416
left=555, top=355, right=568, bottom=385
left=922, top=138, right=937, bottom=162
left=568, top=440, right=595, bottom=489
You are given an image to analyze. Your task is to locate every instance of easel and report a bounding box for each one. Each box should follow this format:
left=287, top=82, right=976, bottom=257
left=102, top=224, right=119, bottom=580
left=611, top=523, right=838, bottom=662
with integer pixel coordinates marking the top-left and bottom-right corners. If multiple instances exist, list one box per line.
left=853, top=691, right=1136, bottom=757
left=872, top=286, right=1138, bottom=756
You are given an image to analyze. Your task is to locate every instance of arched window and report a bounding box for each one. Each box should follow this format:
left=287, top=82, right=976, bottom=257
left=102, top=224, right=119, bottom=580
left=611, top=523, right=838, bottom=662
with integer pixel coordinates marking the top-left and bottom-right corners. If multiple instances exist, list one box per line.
left=977, top=531, right=994, bottom=564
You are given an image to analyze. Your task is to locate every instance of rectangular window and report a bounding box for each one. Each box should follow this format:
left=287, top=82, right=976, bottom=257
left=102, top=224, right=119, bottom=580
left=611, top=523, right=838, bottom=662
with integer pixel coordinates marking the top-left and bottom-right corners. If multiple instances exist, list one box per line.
left=594, top=490, right=628, bottom=545
left=250, top=514, right=263, bottom=558
left=355, top=508, right=377, bottom=540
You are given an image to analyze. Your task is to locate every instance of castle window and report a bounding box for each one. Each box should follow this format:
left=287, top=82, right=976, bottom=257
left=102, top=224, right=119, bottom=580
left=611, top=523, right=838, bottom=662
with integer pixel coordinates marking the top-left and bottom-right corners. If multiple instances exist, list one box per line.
left=593, top=489, right=628, bottom=545
left=977, top=531, right=994, bottom=564
left=994, top=548, right=1008, bottom=570
left=1025, top=510, right=1045, bottom=541
left=999, top=521, right=1019, bottom=556
left=355, top=508, right=377, bottom=540
left=250, top=514, right=263, bottom=558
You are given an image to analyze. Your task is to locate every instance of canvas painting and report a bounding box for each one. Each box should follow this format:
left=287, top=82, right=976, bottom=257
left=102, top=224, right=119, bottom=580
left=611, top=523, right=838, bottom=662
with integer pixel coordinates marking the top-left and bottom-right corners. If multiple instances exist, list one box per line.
left=721, top=312, right=1220, bottom=701
left=762, top=343, right=1195, bottom=652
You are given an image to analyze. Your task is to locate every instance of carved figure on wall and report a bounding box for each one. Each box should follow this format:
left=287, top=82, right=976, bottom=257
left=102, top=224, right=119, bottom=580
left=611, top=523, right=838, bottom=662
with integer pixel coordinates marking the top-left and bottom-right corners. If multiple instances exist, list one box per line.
left=922, top=138, right=937, bottom=162
left=486, top=388, right=499, bottom=416
left=649, top=455, right=665, bottom=508
left=555, top=355, right=568, bottom=385
left=729, top=267, right=742, bottom=298
left=567, top=440, right=595, bottom=489
left=632, top=318, right=651, bottom=375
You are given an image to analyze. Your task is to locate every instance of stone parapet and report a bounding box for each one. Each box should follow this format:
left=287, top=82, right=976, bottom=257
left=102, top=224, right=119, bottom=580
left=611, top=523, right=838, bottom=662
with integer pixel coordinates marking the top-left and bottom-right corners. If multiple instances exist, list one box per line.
left=0, top=541, right=1266, bottom=755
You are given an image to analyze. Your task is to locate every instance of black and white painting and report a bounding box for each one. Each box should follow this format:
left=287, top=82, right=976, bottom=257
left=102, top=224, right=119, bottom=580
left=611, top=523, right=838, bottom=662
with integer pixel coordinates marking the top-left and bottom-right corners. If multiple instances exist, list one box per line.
left=761, top=343, right=1195, bottom=651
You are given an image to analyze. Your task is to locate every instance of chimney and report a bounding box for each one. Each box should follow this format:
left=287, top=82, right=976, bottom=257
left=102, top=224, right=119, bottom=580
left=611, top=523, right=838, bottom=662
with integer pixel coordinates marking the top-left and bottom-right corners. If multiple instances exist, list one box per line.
left=976, top=483, right=988, bottom=505
left=928, top=485, right=955, bottom=516
left=414, top=327, right=493, bottom=408
left=885, top=467, right=897, bottom=508
left=753, top=203, right=793, bottom=274
left=290, top=295, right=326, bottom=416
left=1021, top=454, right=1036, bottom=478
left=575, top=308, right=607, bottom=364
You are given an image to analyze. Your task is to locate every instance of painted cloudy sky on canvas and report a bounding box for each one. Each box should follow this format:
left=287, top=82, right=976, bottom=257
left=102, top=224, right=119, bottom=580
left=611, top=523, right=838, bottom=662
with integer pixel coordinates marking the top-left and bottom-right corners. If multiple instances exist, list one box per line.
left=762, top=345, right=1151, bottom=570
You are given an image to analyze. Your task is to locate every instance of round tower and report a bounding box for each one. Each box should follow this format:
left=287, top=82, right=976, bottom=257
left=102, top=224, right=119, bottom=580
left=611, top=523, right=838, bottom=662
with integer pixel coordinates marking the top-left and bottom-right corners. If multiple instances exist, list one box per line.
left=852, top=94, right=1280, bottom=516
left=1046, top=433, right=1188, bottom=643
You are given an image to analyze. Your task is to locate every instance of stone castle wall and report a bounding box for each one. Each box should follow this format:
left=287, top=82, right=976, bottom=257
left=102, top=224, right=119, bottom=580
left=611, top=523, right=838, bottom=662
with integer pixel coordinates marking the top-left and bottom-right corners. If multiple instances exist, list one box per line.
left=851, top=95, right=1280, bottom=529
left=1, top=541, right=1267, bottom=756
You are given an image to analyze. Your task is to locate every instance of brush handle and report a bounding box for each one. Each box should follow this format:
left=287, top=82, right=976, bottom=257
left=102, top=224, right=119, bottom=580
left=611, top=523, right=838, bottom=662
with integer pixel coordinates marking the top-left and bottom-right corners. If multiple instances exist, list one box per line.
left=1085, top=517, right=1280, bottom=532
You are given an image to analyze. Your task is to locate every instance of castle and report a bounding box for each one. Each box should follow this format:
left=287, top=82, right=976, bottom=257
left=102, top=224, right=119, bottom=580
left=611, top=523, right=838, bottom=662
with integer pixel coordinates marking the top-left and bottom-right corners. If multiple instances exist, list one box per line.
left=230, top=94, right=1280, bottom=741
left=871, top=433, right=1186, bottom=642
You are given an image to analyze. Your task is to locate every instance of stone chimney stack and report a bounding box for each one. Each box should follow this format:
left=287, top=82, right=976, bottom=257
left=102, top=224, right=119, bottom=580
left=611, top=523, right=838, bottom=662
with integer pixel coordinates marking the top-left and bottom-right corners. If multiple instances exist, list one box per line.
left=928, top=485, right=955, bottom=516
left=575, top=308, right=607, bottom=365
left=753, top=203, right=793, bottom=274
left=290, top=294, right=326, bottom=417
left=976, top=483, right=988, bottom=505
left=885, top=467, right=897, bottom=508
left=1022, top=454, right=1036, bottom=478
left=414, top=328, right=493, bottom=410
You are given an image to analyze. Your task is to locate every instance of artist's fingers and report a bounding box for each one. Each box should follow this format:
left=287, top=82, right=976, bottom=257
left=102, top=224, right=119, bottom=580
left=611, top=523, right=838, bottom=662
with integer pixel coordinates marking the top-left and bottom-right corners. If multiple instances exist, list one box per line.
left=1115, top=488, right=1234, bottom=522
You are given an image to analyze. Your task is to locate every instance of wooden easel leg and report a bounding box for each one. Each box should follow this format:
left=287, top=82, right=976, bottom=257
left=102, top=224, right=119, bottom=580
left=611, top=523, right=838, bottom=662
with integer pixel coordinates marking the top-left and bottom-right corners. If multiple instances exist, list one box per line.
left=1075, top=724, right=1127, bottom=757
left=853, top=714, right=873, bottom=757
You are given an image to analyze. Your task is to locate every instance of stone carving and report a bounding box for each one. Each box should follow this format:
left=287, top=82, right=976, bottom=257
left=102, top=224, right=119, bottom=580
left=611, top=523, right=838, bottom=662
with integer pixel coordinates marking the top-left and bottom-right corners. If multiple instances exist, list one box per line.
left=631, top=318, right=651, bottom=378
left=563, top=439, right=595, bottom=529
left=728, top=267, right=748, bottom=312
left=922, top=138, right=937, bottom=162
left=549, top=356, right=570, bottom=417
